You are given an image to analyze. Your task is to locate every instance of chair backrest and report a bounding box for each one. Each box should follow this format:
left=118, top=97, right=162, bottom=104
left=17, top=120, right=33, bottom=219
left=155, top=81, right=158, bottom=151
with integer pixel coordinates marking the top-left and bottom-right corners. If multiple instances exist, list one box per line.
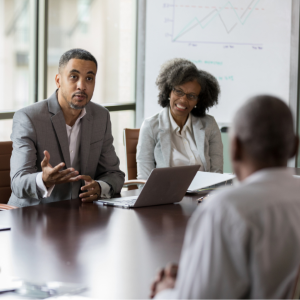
left=0, top=141, right=12, bottom=204
left=123, top=128, right=140, bottom=181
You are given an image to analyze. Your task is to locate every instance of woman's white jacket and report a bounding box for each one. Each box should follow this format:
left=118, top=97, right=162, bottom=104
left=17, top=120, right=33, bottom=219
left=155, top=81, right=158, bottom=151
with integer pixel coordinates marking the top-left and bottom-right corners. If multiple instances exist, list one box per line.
left=136, top=107, right=223, bottom=180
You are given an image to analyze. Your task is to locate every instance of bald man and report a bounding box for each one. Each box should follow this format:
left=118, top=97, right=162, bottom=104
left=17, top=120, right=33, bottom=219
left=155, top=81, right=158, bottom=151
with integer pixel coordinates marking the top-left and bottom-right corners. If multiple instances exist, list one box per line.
left=151, top=95, right=300, bottom=299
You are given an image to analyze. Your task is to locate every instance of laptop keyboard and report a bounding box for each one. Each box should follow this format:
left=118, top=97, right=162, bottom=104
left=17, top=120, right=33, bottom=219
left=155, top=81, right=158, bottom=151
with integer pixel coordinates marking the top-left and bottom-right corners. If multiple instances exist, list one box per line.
left=112, top=199, right=136, bottom=206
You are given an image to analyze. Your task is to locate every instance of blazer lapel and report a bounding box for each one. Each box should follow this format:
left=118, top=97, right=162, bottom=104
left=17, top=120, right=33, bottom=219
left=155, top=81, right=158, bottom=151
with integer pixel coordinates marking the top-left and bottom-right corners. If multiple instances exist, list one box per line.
left=192, top=116, right=207, bottom=171
left=158, top=108, right=172, bottom=167
left=80, top=104, right=92, bottom=175
left=48, top=91, right=71, bottom=168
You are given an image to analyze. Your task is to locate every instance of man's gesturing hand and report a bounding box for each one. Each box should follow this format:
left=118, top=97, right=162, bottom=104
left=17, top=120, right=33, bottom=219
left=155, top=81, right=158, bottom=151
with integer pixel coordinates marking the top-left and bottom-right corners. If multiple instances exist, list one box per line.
left=41, top=150, right=79, bottom=188
left=150, top=263, right=178, bottom=298
left=79, top=175, right=101, bottom=202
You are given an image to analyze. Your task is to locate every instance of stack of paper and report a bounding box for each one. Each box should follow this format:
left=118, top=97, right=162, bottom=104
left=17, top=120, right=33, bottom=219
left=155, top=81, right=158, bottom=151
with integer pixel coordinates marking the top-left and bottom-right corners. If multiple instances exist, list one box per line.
left=187, top=171, right=236, bottom=193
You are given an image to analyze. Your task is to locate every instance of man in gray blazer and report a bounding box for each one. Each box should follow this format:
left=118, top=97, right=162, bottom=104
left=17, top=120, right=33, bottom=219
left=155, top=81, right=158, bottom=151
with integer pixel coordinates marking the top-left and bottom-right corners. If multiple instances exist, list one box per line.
left=8, top=48, right=125, bottom=207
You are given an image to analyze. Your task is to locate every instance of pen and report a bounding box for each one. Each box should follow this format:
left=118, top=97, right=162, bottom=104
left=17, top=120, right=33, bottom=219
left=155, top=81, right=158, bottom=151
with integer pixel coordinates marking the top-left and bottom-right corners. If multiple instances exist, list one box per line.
left=0, top=227, right=11, bottom=231
left=197, top=194, right=210, bottom=203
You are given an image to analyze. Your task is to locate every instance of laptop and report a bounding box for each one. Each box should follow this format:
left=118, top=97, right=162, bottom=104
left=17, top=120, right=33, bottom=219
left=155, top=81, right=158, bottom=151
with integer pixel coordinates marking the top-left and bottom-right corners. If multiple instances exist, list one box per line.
left=98, top=165, right=199, bottom=208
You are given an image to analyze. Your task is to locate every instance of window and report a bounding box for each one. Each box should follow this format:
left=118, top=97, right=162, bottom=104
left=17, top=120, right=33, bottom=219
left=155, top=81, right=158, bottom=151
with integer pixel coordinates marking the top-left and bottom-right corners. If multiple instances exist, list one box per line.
left=47, top=0, right=136, bottom=105
left=0, top=0, right=137, bottom=177
left=0, top=0, right=33, bottom=111
left=0, top=0, right=36, bottom=140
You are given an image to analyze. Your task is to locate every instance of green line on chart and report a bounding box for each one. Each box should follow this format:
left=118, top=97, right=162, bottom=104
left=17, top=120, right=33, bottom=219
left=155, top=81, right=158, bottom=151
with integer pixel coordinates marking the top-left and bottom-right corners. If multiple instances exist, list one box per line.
left=173, top=0, right=261, bottom=41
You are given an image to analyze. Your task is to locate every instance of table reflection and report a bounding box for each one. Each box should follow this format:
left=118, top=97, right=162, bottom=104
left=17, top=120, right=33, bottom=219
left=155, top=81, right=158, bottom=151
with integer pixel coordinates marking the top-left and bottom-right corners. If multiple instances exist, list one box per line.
left=3, top=194, right=200, bottom=299
left=9, top=200, right=113, bottom=284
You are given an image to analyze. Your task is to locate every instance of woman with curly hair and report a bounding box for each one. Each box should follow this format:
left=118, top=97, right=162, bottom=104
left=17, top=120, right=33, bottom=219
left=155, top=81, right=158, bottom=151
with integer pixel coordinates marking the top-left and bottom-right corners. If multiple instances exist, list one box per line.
left=136, top=58, right=223, bottom=180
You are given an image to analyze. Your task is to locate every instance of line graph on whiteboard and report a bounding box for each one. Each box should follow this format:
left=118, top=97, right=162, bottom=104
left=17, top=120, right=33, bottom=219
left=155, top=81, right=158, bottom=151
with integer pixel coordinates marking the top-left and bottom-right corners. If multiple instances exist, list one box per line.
left=164, top=0, right=266, bottom=47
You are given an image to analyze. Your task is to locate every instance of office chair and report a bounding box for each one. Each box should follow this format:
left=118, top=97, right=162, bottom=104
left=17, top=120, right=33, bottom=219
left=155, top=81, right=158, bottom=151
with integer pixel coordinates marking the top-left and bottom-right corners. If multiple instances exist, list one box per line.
left=123, top=129, right=146, bottom=190
left=0, top=141, right=17, bottom=210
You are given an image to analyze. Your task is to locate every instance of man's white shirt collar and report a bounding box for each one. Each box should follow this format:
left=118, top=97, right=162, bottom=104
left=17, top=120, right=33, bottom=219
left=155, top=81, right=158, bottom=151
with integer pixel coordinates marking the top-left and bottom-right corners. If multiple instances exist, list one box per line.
left=78, top=107, right=87, bottom=120
left=66, top=108, right=86, bottom=129
left=236, top=167, right=295, bottom=187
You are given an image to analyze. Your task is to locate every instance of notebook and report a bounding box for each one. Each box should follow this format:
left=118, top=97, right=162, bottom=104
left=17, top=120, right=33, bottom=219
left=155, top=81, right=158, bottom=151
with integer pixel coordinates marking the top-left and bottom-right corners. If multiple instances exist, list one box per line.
left=187, top=171, right=236, bottom=193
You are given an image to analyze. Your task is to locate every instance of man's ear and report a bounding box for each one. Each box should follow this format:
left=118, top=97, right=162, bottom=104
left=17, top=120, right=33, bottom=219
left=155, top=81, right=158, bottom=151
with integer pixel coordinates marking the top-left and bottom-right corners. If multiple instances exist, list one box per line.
left=55, top=73, right=61, bottom=89
left=230, top=134, right=243, bottom=163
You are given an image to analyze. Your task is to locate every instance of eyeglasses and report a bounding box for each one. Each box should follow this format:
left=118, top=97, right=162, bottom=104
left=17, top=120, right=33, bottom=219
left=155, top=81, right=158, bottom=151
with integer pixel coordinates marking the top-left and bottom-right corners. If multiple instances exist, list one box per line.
left=172, top=87, right=199, bottom=101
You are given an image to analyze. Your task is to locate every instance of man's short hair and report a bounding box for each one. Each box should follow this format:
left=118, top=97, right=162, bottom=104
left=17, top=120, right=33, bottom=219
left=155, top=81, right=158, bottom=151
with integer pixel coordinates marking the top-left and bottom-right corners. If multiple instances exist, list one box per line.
left=233, top=95, right=296, bottom=164
left=58, top=48, right=98, bottom=72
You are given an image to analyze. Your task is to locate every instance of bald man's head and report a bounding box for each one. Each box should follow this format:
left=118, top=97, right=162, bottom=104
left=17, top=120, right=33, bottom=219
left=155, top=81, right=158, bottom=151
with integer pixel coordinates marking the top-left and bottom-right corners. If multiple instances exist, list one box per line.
left=232, top=95, right=297, bottom=166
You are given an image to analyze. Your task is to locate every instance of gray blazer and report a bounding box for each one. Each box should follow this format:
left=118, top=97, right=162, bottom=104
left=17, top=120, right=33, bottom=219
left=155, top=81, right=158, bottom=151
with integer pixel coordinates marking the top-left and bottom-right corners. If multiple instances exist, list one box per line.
left=136, top=107, right=223, bottom=180
left=8, top=91, right=125, bottom=207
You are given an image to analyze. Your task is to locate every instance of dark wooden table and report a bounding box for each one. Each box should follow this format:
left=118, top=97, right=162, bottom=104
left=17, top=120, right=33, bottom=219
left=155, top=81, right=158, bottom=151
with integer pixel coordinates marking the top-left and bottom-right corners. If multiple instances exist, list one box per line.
left=0, top=190, right=201, bottom=299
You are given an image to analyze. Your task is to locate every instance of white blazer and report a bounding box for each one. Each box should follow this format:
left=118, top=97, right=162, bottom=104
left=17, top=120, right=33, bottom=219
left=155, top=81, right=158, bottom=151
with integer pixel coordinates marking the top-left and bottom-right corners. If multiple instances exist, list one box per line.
left=136, top=107, right=223, bottom=180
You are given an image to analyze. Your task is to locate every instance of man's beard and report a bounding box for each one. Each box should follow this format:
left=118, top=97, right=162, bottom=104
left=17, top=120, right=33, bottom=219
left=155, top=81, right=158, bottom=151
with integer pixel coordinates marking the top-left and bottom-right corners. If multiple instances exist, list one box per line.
left=61, top=89, right=88, bottom=110
left=69, top=102, right=86, bottom=110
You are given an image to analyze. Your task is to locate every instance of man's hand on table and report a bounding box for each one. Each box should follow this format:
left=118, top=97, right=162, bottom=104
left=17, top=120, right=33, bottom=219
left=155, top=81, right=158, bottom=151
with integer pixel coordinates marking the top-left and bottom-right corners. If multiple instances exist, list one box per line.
left=41, top=150, right=80, bottom=188
left=150, top=263, right=178, bottom=298
left=41, top=151, right=101, bottom=201
left=78, top=175, right=101, bottom=202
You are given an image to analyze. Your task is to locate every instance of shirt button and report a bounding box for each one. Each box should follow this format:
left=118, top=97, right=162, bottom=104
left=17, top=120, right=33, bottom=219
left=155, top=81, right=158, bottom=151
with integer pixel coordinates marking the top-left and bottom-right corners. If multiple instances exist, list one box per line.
left=70, top=150, right=73, bottom=153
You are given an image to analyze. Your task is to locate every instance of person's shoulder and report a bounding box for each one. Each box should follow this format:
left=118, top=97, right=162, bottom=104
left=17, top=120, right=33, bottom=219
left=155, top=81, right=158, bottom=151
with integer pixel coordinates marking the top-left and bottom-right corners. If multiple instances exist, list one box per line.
left=202, top=183, right=259, bottom=220
left=190, top=185, right=249, bottom=231
left=204, top=177, right=292, bottom=220
left=198, top=114, right=218, bottom=129
left=144, top=111, right=161, bottom=124
left=208, top=184, right=247, bottom=204
left=141, top=110, right=163, bottom=131
left=203, top=185, right=237, bottom=210
left=14, top=100, right=49, bottom=120
left=138, top=110, right=166, bottom=140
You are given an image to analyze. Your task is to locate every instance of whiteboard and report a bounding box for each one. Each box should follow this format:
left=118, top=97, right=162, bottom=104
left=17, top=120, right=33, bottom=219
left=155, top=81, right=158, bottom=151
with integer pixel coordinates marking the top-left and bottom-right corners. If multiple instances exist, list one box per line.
left=143, top=0, right=294, bottom=125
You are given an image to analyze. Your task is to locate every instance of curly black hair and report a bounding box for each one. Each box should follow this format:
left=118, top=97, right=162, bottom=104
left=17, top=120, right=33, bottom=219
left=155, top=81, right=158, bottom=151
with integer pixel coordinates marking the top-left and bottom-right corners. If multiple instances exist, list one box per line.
left=156, top=58, right=220, bottom=117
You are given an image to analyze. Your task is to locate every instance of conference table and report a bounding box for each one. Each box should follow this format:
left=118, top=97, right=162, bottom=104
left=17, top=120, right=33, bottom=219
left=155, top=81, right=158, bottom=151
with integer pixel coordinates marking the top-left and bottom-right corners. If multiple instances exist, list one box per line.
left=1, top=167, right=299, bottom=299
left=0, top=189, right=202, bottom=299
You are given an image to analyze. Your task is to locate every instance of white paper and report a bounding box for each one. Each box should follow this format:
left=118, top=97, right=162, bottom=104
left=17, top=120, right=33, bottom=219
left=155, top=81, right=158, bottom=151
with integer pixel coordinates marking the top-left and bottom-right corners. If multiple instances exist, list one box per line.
left=187, top=171, right=235, bottom=192
left=0, top=276, right=22, bottom=293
